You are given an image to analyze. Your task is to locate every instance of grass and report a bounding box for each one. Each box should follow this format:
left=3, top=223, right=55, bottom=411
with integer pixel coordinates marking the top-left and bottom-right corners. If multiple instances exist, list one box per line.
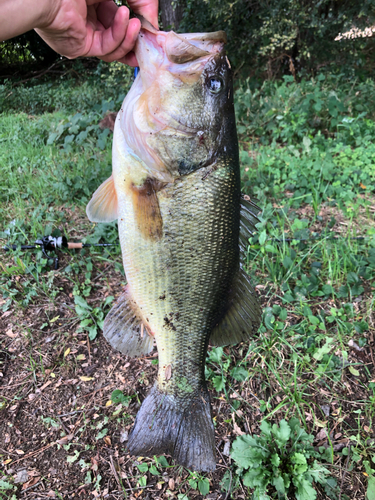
left=0, top=71, right=374, bottom=499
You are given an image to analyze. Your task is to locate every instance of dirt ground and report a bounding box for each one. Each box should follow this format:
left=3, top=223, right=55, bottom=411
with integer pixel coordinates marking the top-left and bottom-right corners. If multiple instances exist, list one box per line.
left=0, top=243, right=374, bottom=499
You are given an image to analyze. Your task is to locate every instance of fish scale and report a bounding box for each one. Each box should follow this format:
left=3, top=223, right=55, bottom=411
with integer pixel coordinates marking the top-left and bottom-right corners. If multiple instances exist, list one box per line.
left=119, top=161, right=239, bottom=401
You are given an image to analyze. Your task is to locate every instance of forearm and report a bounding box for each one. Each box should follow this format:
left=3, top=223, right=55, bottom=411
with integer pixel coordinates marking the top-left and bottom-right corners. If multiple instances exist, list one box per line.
left=0, top=0, right=55, bottom=41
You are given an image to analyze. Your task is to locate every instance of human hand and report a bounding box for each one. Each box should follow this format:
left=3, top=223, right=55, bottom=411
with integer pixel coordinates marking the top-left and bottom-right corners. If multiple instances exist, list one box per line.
left=35, top=0, right=158, bottom=66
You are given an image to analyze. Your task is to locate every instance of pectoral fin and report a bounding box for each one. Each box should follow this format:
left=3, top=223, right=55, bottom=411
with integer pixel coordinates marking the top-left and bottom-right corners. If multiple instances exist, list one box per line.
left=104, top=287, right=154, bottom=357
left=210, top=267, right=262, bottom=347
left=86, top=175, right=118, bottom=223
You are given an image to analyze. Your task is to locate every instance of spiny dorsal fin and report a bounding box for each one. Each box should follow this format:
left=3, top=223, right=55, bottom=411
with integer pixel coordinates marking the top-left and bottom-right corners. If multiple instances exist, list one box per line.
left=86, top=175, right=118, bottom=223
left=104, top=287, right=154, bottom=357
left=210, top=266, right=262, bottom=347
left=239, top=194, right=261, bottom=259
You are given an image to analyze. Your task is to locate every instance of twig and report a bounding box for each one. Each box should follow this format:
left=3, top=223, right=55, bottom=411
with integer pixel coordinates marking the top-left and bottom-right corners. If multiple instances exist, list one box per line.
left=11, top=442, right=55, bottom=464
left=0, top=447, right=20, bottom=457
left=109, top=455, right=121, bottom=489
left=108, top=359, right=121, bottom=378
left=12, top=61, right=61, bottom=86
left=56, top=415, right=70, bottom=434
left=87, top=333, right=91, bottom=362
left=339, top=444, right=351, bottom=500
left=75, top=383, right=113, bottom=400
left=22, top=481, right=41, bottom=493
left=57, top=409, right=85, bottom=418
left=223, top=470, right=232, bottom=500
left=1, top=374, right=31, bottom=388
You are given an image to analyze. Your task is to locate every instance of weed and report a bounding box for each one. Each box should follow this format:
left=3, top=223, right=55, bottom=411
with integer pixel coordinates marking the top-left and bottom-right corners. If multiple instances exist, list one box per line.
left=230, top=418, right=336, bottom=500
left=74, top=294, right=114, bottom=340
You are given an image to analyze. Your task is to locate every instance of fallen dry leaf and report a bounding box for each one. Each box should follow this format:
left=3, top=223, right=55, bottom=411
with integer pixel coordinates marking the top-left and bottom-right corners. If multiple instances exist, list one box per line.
left=14, top=469, right=28, bottom=484
left=57, top=434, right=74, bottom=445
left=5, top=328, right=17, bottom=338
left=22, top=476, right=40, bottom=490
left=315, top=428, right=327, bottom=441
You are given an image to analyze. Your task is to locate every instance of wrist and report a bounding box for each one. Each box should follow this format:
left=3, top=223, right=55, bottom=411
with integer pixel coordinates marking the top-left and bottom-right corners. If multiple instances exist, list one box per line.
left=0, top=0, right=58, bottom=41
left=34, top=0, right=62, bottom=29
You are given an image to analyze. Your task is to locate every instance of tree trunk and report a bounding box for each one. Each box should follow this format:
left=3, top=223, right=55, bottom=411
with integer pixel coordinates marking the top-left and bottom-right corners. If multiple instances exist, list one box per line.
left=159, top=0, right=185, bottom=31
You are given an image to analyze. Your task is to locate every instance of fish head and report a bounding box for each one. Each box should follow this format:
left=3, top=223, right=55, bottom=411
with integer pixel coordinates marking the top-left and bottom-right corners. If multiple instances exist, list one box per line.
left=119, top=21, right=237, bottom=181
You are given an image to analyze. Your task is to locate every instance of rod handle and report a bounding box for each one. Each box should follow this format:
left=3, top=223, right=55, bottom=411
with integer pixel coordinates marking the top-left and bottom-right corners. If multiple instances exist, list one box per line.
left=67, top=242, right=83, bottom=249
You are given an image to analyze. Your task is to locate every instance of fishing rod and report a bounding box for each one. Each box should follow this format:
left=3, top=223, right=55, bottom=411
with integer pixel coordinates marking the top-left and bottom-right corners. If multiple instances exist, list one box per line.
left=3, top=235, right=116, bottom=270
left=3, top=231, right=370, bottom=271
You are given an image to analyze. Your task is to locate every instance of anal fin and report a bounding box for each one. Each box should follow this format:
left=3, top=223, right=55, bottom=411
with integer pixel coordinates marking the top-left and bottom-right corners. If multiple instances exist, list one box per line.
left=210, top=267, right=262, bottom=347
left=104, top=287, right=154, bottom=357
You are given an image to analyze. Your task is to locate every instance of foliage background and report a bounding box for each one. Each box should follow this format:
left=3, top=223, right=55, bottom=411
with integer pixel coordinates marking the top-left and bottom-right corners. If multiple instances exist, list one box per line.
left=1, top=1, right=375, bottom=499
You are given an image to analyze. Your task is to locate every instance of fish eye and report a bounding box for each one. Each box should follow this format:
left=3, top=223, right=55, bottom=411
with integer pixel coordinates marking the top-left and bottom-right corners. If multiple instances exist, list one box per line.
left=207, top=76, right=224, bottom=94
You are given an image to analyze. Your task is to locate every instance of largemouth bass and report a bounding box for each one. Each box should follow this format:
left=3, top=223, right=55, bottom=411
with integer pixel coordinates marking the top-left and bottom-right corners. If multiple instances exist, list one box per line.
left=87, top=19, right=261, bottom=472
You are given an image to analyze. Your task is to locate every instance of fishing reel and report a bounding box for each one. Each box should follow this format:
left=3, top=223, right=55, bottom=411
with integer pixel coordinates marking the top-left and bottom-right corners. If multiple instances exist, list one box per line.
left=4, top=235, right=81, bottom=269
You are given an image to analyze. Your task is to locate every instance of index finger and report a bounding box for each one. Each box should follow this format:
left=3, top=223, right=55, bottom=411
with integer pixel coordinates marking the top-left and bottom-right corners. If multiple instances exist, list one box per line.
left=128, top=0, right=159, bottom=29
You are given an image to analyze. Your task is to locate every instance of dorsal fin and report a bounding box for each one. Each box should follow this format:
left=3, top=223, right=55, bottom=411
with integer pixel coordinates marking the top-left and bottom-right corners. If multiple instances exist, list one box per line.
left=86, top=175, right=118, bottom=223
left=210, top=266, right=261, bottom=347
left=239, top=194, right=260, bottom=259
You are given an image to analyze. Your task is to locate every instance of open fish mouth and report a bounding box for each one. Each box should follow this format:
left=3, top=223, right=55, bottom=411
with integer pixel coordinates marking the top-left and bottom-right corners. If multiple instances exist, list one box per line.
left=135, top=17, right=227, bottom=90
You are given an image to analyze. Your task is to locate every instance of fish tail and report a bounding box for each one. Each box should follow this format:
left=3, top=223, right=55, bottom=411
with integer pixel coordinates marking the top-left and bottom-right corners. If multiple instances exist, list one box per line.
left=127, top=385, right=216, bottom=471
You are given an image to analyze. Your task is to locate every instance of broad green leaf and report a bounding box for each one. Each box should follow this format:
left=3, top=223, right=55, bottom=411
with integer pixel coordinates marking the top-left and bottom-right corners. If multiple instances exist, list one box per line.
left=366, top=476, right=375, bottom=500
left=74, top=295, right=91, bottom=310
left=259, top=230, right=267, bottom=246
left=231, top=365, right=249, bottom=382
left=260, top=419, right=272, bottom=437
left=270, top=453, right=280, bottom=467
left=95, top=428, right=108, bottom=440
left=156, top=456, right=169, bottom=467
left=272, top=475, right=285, bottom=494
left=313, top=337, right=334, bottom=360
left=294, top=477, right=317, bottom=500
left=243, top=467, right=268, bottom=488
left=291, top=452, right=308, bottom=475
left=212, top=375, right=225, bottom=392
left=88, top=325, right=98, bottom=340
left=272, top=419, right=291, bottom=447
left=198, top=478, right=210, bottom=495
left=231, top=435, right=268, bottom=469
left=349, top=366, right=360, bottom=377
left=136, top=463, right=148, bottom=473
left=208, top=347, right=223, bottom=363
left=0, top=480, right=13, bottom=490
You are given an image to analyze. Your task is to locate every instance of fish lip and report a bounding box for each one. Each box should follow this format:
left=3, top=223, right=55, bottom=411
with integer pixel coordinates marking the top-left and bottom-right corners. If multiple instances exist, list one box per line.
left=135, top=22, right=227, bottom=71
left=136, top=14, right=159, bottom=34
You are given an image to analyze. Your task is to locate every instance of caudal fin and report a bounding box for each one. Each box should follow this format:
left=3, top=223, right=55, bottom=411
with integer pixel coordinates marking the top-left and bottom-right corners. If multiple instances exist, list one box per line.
left=127, top=385, right=216, bottom=471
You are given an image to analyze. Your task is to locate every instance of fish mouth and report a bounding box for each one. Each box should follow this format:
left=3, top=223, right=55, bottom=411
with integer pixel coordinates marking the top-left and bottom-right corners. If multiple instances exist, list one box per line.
left=135, top=17, right=227, bottom=87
